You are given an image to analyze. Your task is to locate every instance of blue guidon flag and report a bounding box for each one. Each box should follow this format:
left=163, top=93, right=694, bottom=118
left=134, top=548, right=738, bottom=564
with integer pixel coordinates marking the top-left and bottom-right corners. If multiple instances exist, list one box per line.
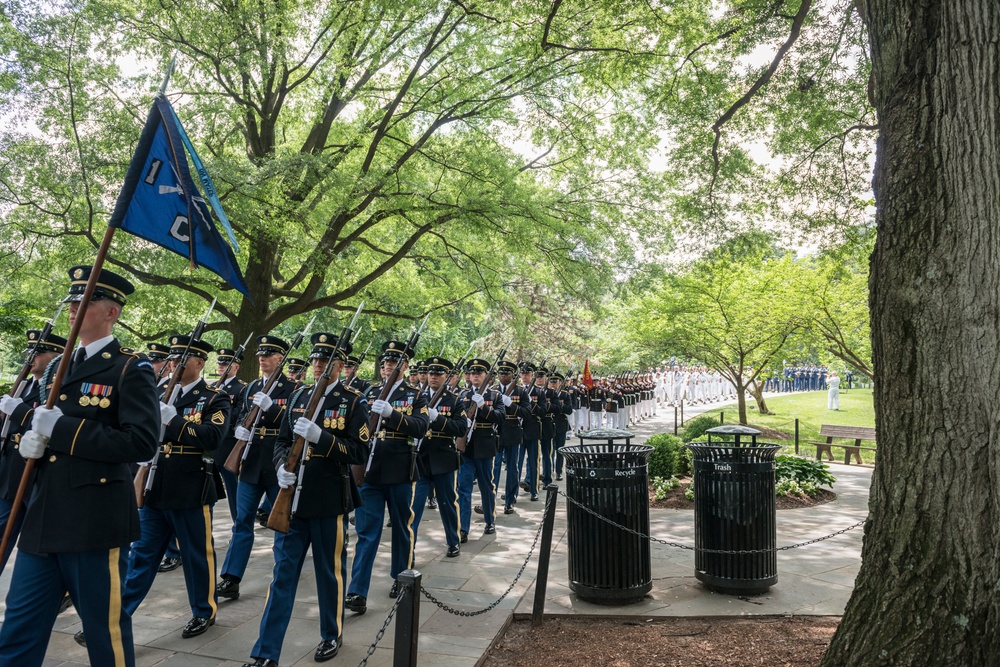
left=108, top=95, right=251, bottom=299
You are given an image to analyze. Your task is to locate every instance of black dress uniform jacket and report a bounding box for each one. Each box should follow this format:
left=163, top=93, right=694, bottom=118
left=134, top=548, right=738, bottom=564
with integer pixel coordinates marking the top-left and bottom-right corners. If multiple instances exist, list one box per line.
left=0, top=378, right=40, bottom=500
left=237, top=372, right=296, bottom=487
left=522, top=385, right=548, bottom=440
left=147, top=380, right=231, bottom=510
left=364, top=381, right=430, bottom=485
left=347, top=376, right=372, bottom=395
left=496, top=384, right=531, bottom=448
left=275, top=380, right=370, bottom=518
left=459, top=388, right=505, bottom=460
left=417, top=389, right=466, bottom=476
left=553, top=390, right=573, bottom=432
left=21, top=341, right=159, bottom=554
left=212, top=375, right=247, bottom=469
left=541, top=388, right=558, bottom=438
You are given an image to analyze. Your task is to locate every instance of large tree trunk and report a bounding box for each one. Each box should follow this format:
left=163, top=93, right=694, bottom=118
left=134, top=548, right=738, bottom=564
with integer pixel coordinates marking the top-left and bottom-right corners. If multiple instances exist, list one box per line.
left=823, top=2, right=1000, bottom=664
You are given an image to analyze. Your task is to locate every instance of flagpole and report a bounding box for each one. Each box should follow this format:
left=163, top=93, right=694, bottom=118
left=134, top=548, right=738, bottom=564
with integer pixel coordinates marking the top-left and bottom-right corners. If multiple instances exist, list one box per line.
left=0, top=223, right=119, bottom=559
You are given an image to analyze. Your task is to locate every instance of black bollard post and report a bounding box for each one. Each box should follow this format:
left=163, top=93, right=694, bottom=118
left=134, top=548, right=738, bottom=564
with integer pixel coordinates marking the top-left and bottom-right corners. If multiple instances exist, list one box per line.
left=394, top=569, right=422, bottom=667
left=794, top=418, right=800, bottom=455
left=532, top=484, right=559, bottom=627
left=720, top=410, right=724, bottom=424
left=673, top=405, right=678, bottom=435
left=680, top=399, right=684, bottom=427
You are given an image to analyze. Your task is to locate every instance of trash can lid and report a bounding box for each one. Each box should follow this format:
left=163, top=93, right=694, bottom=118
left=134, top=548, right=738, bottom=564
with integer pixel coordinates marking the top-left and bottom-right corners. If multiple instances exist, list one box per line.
left=705, top=425, right=761, bottom=436
left=577, top=428, right=635, bottom=440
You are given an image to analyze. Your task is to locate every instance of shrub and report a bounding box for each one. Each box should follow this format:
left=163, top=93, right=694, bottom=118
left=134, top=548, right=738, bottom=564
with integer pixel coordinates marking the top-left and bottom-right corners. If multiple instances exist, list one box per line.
left=675, top=445, right=694, bottom=477
left=0, top=382, right=11, bottom=397
left=651, top=476, right=681, bottom=500
left=646, top=433, right=685, bottom=479
left=775, top=455, right=836, bottom=497
left=682, top=415, right=721, bottom=442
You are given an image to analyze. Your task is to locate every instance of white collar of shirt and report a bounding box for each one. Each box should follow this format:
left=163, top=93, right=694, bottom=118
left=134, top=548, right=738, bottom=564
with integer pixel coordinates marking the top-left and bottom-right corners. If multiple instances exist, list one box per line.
left=324, top=379, right=341, bottom=396
left=76, top=334, right=115, bottom=361
left=180, top=379, right=201, bottom=396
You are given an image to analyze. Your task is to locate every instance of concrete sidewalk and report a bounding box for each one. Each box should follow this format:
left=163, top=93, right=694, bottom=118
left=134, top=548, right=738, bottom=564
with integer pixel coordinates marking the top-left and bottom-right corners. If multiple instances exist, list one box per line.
left=0, top=397, right=871, bottom=666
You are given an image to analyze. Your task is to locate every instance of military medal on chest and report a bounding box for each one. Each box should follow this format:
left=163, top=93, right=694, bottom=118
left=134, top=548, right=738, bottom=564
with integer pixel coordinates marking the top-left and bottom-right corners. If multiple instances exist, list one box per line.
left=80, top=382, right=112, bottom=408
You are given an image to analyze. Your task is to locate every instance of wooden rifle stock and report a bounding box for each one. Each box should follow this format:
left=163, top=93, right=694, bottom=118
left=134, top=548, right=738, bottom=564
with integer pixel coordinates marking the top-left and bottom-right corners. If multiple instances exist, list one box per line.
left=353, top=363, right=403, bottom=486
left=457, top=351, right=507, bottom=453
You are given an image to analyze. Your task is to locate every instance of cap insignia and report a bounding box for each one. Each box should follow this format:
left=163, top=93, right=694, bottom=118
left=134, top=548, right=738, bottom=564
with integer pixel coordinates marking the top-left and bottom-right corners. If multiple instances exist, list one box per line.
left=72, top=268, right=84, bottom=279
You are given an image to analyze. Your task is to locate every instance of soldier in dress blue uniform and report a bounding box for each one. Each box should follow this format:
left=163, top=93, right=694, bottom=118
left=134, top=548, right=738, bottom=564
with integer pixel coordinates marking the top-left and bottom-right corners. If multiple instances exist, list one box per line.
left=517, top=362, right=548, bottom=503
left=536, top=366, right=558, bottom=486
left=344, top=354, right=371, bottom=394
left=146, top=342, right=171, bottom=385
left=345, top=341, right=429, bottom=613
left=213, top=347, right=248, bottom=522
left=240, top=333, right=370, bottom=667
left=217, top=335, right=297, bottom=601
left=410, top=356, right=466, bottom=557
left=0, top=266, right=160, bottom=667
left=493, top=361, right=529, bottom=515
left=0, top=330, right=67, bottom=571
left=549, top=373, right=573, bottom=482
left=457, top=358, right=506, bottom=539
left=286, top=357, right=308, bottom=386
left=79, top=335, right=230, bottom=646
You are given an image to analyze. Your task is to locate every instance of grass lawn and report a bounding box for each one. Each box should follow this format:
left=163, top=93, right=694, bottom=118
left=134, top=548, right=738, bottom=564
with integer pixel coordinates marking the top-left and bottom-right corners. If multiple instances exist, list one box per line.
left=711, top=388, right=876, bottom=463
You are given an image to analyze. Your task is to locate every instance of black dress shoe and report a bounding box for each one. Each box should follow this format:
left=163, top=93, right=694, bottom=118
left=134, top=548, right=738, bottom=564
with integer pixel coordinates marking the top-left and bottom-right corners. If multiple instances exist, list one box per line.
left=74, top=631, right=86, bottom=647
left=427, top=498, right=437, bottom=509
left=389, top=580, right=400, bottom=598
left=57, top=593, right=73, bottom=615
left=256, top=509, right=269, bottom=527
left=531, top=493, right=539, bottom=501
left=473, top=504, right=483, bottom=514
left=460, top=530, right=468, bottom=543
left=503, top=505, right=514, bottom=515
left=446, top=545, right=460, bottom=557
left=483, top=524, right=495, bottom=535
left=182, top=616, right=215, bottom=638
left=216, top=576, right=240, bottom=600
left=315, top=637, right=342, bottom=662
left=241, top=659, right=278, bottom=667
left=519, top=481, right=529, bottom=492
left=158, top=556, right=182, bottom=572
left=345, top=593, right=367, bottom=614
left=349, top=513, right=355, bottom=526
left=556, top=474, right=563, bottom=481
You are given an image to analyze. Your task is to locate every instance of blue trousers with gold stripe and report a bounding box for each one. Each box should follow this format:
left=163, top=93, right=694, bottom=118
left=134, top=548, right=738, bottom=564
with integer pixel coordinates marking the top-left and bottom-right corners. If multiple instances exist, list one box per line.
left=0, top=548, right=134, bottom=667
left=348, top=482, right=415, bottom=598
left=412, top=472, right=460, bottom=549
left=222, top=480, right=278, bottom=581
left=493, top=444, right=520, bottom=507
left=0, top=497, right=26, bottom=572
left=123, top=505, right=218, bottom=619
left=458, top=455, right=495, bottom=533
left=518, top=437, right=539, bottom=496
left=250, top=513, right=349, bottom=663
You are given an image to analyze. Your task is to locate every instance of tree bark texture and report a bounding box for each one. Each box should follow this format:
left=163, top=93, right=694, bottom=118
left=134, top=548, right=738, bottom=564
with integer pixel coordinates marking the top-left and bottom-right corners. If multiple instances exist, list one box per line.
left=823, top=2, right=1000, bottom=664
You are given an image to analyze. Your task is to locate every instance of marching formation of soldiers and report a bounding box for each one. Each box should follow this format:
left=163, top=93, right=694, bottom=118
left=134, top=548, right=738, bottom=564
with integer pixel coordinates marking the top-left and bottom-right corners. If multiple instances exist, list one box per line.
left=0, top=266, right=673, bottom=667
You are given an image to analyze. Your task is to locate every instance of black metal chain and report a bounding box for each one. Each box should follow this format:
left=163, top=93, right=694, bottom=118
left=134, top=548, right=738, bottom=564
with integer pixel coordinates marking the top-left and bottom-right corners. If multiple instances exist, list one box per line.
left=419, top=490, right=553, bottom=616
left=557, top=489, right=866, bottom=554
left=355, top=595, right=401, bottom=667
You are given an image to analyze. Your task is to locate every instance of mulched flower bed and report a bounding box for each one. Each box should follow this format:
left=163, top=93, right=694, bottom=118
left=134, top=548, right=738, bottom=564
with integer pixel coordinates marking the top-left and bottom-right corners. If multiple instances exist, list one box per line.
left=650, top=477, right=836, bottom=510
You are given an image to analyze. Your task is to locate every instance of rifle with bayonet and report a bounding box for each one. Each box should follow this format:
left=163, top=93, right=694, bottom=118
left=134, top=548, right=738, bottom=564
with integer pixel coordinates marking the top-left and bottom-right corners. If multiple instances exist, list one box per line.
left=456, top=338, right=512, bottom=453
left=135, top=297, right=216, bottom=508
left=224, top=315, right=316, bottom=474
left=354, top=314, right=429, bottom=486
left=0, top=304, right=64, bottom=441
left=211, top=332, right=253, bottom=391
left=268, top=304, right=363, bottom=533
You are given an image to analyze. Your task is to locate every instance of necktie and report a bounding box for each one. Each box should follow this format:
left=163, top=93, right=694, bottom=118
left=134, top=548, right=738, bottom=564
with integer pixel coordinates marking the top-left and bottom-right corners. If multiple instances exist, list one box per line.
left=73, top=347, right=86, bottom=373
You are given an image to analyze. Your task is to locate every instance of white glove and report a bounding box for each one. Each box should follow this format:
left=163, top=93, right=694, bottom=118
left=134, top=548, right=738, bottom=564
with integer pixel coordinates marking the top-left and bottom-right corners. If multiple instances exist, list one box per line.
left=32, top=406, right=63, bottom=439
left=371, top=399, right=393, bottom=418
left=427, top=407, right=439, bottom=422
left=0, top=395, right=23, bottom=416
left=234, top=425, right=253, bottom=442
left=159, top=403, right=177, bottom=426
left=471, top=393, right=485, bottom=407
left=293, top=417, right=321, bottom=444
left=466, top=417, right=474, bottom=430
left=252, top=393, right=273, bottom=411
left=501, top=394, right=513, bottom=407
left=19, top=430, right=47, bottom=459
left=276, top=463, right=297, bottom=489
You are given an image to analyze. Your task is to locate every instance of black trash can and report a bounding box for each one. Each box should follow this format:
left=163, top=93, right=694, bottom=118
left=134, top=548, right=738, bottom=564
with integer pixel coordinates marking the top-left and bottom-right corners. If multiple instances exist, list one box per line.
left=562, top=430, right=652, bottom=604
left=688, top=425, right=779, bottom=595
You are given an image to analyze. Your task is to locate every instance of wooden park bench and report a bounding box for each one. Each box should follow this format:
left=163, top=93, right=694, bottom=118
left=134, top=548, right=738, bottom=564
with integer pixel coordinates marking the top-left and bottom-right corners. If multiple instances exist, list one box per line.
left=810, top=424, right=877, bottom=465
